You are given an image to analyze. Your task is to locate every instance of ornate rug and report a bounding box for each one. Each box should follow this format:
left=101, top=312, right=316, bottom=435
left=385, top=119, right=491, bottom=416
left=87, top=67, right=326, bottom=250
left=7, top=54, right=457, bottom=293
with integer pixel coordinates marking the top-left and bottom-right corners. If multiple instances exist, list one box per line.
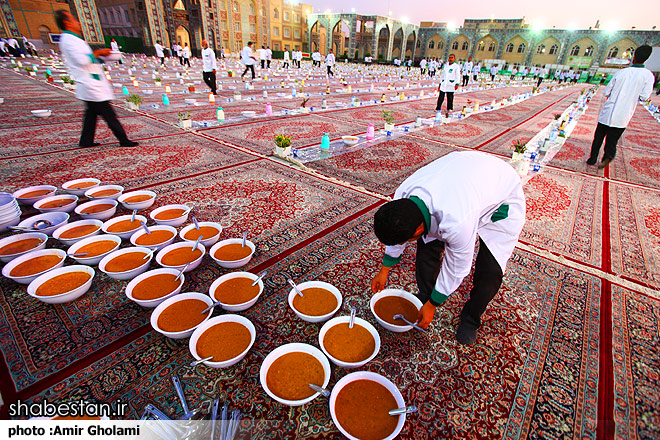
left=610, top=148, right=660, bottom=190
left=411, top=120, right=506, bottom=148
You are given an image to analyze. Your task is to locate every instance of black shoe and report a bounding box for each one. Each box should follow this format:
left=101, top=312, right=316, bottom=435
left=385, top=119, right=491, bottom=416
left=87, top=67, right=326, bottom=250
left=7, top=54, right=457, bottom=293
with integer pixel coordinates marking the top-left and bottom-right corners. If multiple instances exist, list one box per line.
left=598, top=157, right=613, bottom=169
left=79, top=142, right=101, bottom=148
left=456, top=320, right=478, bottom=345
left=586, top=158, right=597, bottom=165
left=119, top=140, right=139, bottom=147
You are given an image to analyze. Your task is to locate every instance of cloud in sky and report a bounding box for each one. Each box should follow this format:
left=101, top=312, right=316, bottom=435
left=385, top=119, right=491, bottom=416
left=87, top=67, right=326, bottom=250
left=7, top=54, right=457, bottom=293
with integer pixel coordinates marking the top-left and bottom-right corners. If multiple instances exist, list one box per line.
left=303, top=0, right=659, bottom=30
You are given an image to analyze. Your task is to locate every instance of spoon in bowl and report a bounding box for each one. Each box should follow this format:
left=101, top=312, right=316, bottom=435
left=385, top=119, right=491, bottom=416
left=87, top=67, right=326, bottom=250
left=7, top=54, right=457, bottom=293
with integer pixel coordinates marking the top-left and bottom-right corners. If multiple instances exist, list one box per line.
left=393, top=314, right=427, bottom=333
left=241, top=231, right=248, bottom=247
left=174, top=263, right=190, bottom=281
left=131, top=209, right=137, bottom=222
left=389, top=405, right=418, bottom=416
left=308, top=383, right=331, bottom=398
left=140, top=221, right=151, bottom=235
left=142, top=249, right=155, bottom=260
left=288, top=279, right=304, bottom=297
left=191, top=236, right=202, bottom=252
left=200, top=300, right=223, bottom=315
left=251, top=270, right=267, bottom=286
left=349, top=306, right=356, bottom=329
left=189, top=356, right=213, bottom=367
left=192, top=216, right=200, bottom=230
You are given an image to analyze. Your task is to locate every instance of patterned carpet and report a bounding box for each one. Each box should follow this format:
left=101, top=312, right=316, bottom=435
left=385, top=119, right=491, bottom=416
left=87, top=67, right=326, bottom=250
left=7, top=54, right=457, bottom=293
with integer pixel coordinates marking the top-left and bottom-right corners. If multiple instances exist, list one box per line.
left=0, top=63, right=658, bottom=440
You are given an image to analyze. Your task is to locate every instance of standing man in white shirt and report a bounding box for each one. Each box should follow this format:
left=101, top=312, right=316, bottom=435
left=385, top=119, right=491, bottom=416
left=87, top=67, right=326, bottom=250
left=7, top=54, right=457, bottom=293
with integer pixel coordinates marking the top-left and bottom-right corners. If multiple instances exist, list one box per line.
left=472, top=63, right=480, bottom=81
left=266, top=46, right=272, bottom=68
left=175, top=43, right=183, bottom=64
left=490, top=65, right=499, bottom=81
left=154, top=41, right=165, bottom=65
left=325, top=49, right=335, bottom=77
left=201, top=39, right=217, bottom=95
left=182, top=43, right=191, bottom=67
left=436, top=54, right=461, bottom=117
left=419, top=58, right=427, bottom=76
left=241, top=41, right=256, bottom=80
left=462, top=57, right=473, bottom=86
left=371, top=151, right=526, bottom=344
left=312, top=51, right=320, bottom=67
left=110, top=38, right=122, bottom=64
left=55, top=10, right=137, bottom=148
left=282, top=49, right=290, bottom=69
left=587, top=45, right=654, bottom=169
left=258, top=45, right=266, bottom=69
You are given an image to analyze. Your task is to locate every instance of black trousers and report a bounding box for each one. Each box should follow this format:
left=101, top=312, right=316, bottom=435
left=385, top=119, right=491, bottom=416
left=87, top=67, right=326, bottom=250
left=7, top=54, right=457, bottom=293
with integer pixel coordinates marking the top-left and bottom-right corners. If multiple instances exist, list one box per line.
left=327, top=66, right=334, bottom=76
left=183, top=58, right=190, bottom=67
left=261, top=60, right=265, bottom=69
left=203, top=71, right=216, bottom=94
left=589, top=122, right=626, bottom=161
left=283, top=61, right=289, bottom=68
left=537, top=76, right=543, bottom=87
left=462, top=75, right=469, bottom=86
left=79, top=101, right=130, bottom=147
left=179, top=56, right=183, bottom=65
left=159, top=57, right=164, bottom=65
left=241, top=64, right=255, bottom=79
left=436, top=91, right=454, bottom=111
left=416, top=238, right=503, bottom=328
left=267, top=60, right=271, bottom=68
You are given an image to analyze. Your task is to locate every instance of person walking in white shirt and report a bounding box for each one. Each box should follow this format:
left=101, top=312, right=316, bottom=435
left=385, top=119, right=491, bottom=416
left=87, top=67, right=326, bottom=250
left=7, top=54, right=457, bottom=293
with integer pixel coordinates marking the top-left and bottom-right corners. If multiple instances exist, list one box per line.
left=428, top=59, right=437, bottom=77
left=436, top=54, right=461, bottom=116
left=258, top=45, right=266, bottom=69
left=110, top=38, right=122, bottom=64
left=201, top=39, right=217, bottom=94
left=55, top=10, right=137, bottom=148
left=490, top=65, right=499, bottom=81
left=325, top=49, right=335, bottom=77
left=154, top=41, right=164, bottom=65
left=312, top=51, right=321, bottom=67
left=182, top=43, right=191, bottom=67
left=282, top=49, right=290, bottom=69
left=462, top=57, right=473, bottom=86
left=371, top=151, right=525, bottom=344
left=419, top=58, right=427, bottom=76
left=241, top=41, right=256, bottom=80
left=472, top=63, right=480, bottom=81
left=587, top=45, right=654, bottom=169
left=265, top=46, right=272, bottom=68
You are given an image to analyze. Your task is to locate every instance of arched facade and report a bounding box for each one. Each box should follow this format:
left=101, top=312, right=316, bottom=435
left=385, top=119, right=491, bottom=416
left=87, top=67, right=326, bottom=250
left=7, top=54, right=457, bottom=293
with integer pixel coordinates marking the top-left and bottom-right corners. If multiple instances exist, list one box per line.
left=448, top=34, right=469, bottom=60
left=531, top=36, right=561, bottom=65
left=473, top=34, right=497, bottom=61
left=502, top=35, right=528, bottom=65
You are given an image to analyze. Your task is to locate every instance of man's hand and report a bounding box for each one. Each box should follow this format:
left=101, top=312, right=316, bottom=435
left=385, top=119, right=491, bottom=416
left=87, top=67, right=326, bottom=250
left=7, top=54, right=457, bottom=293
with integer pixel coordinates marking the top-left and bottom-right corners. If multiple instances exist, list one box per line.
left=370, top=266, right=390, bottom=293
left=455, top=84, right=459, bottom=90
left=416, top=301, right=437, bottom=330
left=94, top=48, right=112, bottom=57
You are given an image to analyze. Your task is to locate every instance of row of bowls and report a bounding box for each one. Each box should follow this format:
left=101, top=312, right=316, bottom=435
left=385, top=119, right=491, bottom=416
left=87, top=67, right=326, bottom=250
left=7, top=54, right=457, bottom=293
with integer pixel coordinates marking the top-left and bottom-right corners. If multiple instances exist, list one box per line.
left=0, top=192, right=21, bottom=233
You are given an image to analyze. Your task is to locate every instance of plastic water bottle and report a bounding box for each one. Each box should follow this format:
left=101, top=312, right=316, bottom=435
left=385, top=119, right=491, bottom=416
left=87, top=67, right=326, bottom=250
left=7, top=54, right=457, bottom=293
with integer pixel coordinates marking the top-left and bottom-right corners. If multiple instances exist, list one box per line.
left=216, top=107, right=225, bottom=121
left=162, top=94, right=169, bottom=106
left=263, top=89, right=268, bottom=98
left=321, top=133, right=330, bottom=150
left=122, top=86, right=129, bottom=95
left=292, top=87, right=297, bottom=97
left=549, top=128, right=558, bottom=141
left=366, top=123, right=375, bottom=140
left=209, top=93, right=215, bottom=103
left=435, top=110, right=442, bottom=122
left=415, top=116, right=422, bottom=127
left=265, top=103, right=272, bottom=116
left=321, top=98, right=327, bottom=110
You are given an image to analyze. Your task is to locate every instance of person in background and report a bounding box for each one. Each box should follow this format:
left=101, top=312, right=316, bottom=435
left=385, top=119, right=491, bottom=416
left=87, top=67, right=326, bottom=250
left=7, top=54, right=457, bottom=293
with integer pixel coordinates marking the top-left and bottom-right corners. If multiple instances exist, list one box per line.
left=241, top=41, right=256, bottom=80
left=472, top=62, right=480, bottom=82
left=436, top=54, right=461, bottom=117
left=587, top=45, right=654, bottom=169
left=371, top=151, right=526, bottom=344
left=325, top=49, right=335, bottom=77
left=201, top=39, right=217, bottom=95
left=0, top=39, right=8, bottom=57
left=282, top=49, right=290, bottom=69
left=182, top=43, right=191, bottom=67
left=220, top=47, right=225, bottom=59
left=462, top=57, right=473, bottom=86
left=258, top=45, right=266, bottom=69
left=266, top=46, right=272, bottom=68
left=54, top=10, right=138, bottom=148
left=6, top=37, right=20, bottom=57
left=154, top=40, right=164, bottom=65
left=110, top=38, right=122, bottom=64
left=428, top=58, right=437, bottom=77
left=419, top=58, right=427, bottom=76
left=490, top=65, right=498, bottom=81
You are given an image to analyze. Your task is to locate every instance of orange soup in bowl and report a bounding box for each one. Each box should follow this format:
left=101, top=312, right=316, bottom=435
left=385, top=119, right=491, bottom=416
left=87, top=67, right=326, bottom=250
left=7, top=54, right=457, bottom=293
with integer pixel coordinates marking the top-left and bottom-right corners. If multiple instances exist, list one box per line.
left=292, top=287, right=338, bottom=316
left=155, top=208, right=186, bottom=220
left=373, top=296, right=418, bottom=325
left=157, top=299, right=209, bottom=332
left=20, top=189, right=52, bottom=199
left=334, top=379, right=399, bottom=440
left=81, top=204, right=114, bottom=214
left=0, top=238, right=44, bottom=256
left=35, top=271, right=92, bottom=296
left=132, top=273, right=181, bottom=300
left=76, top=240, right=118, bottom=257
left=213, top=277, right=260, bottom=305
left=40, top=198, right=74, bottom=209
left=107, top=219, right=142, bottom=233
left=124, top=194, right=153, bottom=203
left=90, top=189, right=120, bottom=198
left=183, top=226, right=219, bottom=241
left=68, top=181, right=97, bottom=190
left=213, top=243, right=252, bottom=261
left=10, top=255, right=63, bottom=277
left=324, top=323, right=375, bottom=363
left=105, top=252, right=148, bottom=273
left=196, top=322, right=252, bottom=362
left=266, top=352, right=325, bottom=401
left=161, top=247, right=202, bottom=266
left=59, top=224, right=100, bottom=239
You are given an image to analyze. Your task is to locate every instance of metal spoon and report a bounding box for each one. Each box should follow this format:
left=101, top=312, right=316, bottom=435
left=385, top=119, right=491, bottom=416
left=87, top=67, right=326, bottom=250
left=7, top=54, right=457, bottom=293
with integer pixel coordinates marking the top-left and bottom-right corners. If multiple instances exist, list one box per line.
left=33, top=219, right=52, bottom=229
left=349, top=306, right=356, bottom=329
left=171, top=375, right=195, bottom=420
left=144, top=404, right=171, bottom=420
left=142, top=249, right=154, bottom=260
left=192, top=216, right=200, bottom=230
left=189, top=356, right=214, bottom=367
left=393, top=314, right=427, bottom=333
left=174, top=263, right=189, bottom=281
left=308, top=383, right=331, bottom=398
left=131, top=209, right=137, bottom=222
left=140, top=221, right=151, bottom=235
left=241, top=231, right=247, bottom=247
left=191, top=235, right=202, bottom=252
left=70, top=252, right=89, bottom=257
left=9, top=226, right=39, bottom=232
left=210, top=398, right=220, bottom=440
left=200, top=300, right=223, bottom=315
left=288, top=279, right=304, bottom=297
left=389, top=405, right=418, bottom=416
left=251, top=270, right=267, bottom=286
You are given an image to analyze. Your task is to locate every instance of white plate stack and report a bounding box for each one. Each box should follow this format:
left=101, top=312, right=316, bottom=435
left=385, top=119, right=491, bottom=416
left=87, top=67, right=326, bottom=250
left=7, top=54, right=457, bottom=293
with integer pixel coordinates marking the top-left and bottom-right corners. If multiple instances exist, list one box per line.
left=0, top=192, right=21, bottom=233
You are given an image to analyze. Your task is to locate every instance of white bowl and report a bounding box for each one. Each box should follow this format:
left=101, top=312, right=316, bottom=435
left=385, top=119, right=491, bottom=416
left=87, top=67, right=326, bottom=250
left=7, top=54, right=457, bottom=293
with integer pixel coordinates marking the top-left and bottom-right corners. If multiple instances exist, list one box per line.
left=179, top=221, right=223, bottom=248
left=27, top=265, right=95, bottom=304
left=2, top=248, right=67, bottom=284
left=13, top=185, right=57, bottom=205
left=185, top=98, right=196, bottom=105
left=0, top=232, right=48, bottom=263
left=369, top=289, right=423, bottom=333
left=209, top=238, right=256, bottom=269
left=155, top=242, right=206, bottom=272
left=260, top=343, right=331, bottom=407
left=18, top=212, right=69, bottom=236
left=67, top=234, right=121, bottom=265
left=75, top=199, right=118, bottom=220
left=329, top=371, right=406, bottom=440
left=288, top=280, right=342, bottom=323
left=150, top=292, right=214, bottom=339
left=52, top=219, right=103, bottom=246
left=129, top=225, right=177, bottom=251
left=208, top=271, right=264, bottom=312
left=319, top=316, right=381, bottom=369
left=189, top=315, right=256, bottom=368
left=99, top=246, right=153, bottom=280
left=62, top=178, right=101, bottom=196
left=31, top=109, right=51, bottom=118
left=144, top=90, right=154, bottom=95
left=0, top=192, right=18, bottom=210
left=149, top=204, right=191, bottom=227
left=125, top=267, right=185, bottom=308
left=342, top=135, right=359, bottom=146
left=241, top=111, right=256, bottom=117
left=117, top=190, right=157, bottom=210
left=102, top=214, right=148, bottom=240
left=33, top=194, right=78, bottom=213
left=0, top=214, right=21, bottom=233
left=84, top=184, right=124, bottom=200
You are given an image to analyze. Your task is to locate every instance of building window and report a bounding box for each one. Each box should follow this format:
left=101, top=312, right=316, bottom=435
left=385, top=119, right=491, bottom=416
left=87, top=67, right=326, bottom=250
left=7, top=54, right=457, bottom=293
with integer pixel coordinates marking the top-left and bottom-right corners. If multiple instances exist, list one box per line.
left=273, top=8, right=278, bottom=18
left=284, top=27, right=290, bottom=38
left=460, top=41, right=467, bottom=51
left=235, top=22, right=241, bottom=31
left=488, top=42, right=495, bottom=52
left=622, top=46, right=635, bottom=58
left=285, top=44, right=289, bottom=50
left=536, top=44, right=546, bottom=54
left=273, top=27, right=279, bottom=36
left=283, top=11, right=290, bottom=21
left=505, top=43, right=513, bottom=53
left=295, top=45, right=299, bottom=50
left=125, top=10, right=129, bottom=22
left=517, top=43, right=525, bottom=53
left=451, top=41, right=458, bottom=50
left=477, top=41, right=485, bottom=51
left=294, top=13, right=300, bottom=23
left=294, top=29, right=300, bottom=39
left=570, top=45, right=580, bottom=56
left=274, top=43, right=280, bottom=50
left=232, top=1, right=239, bottom=13
left=416, top=40, right=420, bottom=48
left=249, top=3, right=255, bottom=14
left=250, top=24, right=256, bottom=33
left=583, top=45, right=594, bottom=56
left=221, top=21, right=227, bottom=30
left=428, top=40, right=434, bottom=49
left=549, top=44, right=558, bottom=55
left=608, top=46, right=619, bottom=58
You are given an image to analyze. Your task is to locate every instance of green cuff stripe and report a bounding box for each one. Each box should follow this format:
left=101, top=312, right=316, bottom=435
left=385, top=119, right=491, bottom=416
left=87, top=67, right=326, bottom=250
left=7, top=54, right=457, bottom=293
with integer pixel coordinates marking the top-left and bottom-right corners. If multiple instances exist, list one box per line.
left=430, top=289, right=448, bottom=306
left=491, top=204, right=509, bottom=223
left=382, top=254, right=402, bottom=267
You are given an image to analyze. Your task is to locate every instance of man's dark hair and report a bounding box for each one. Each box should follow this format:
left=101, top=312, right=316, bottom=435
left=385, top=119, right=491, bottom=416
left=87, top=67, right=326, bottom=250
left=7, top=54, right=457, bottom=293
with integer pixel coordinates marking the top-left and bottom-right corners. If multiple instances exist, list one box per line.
left=54, top=10, right=68, bottom=31
left=634, top=45, right=652, bottom=64
left=374, top=199, right=424, bottom=246
left=248, top=41, right=253, bottom=46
